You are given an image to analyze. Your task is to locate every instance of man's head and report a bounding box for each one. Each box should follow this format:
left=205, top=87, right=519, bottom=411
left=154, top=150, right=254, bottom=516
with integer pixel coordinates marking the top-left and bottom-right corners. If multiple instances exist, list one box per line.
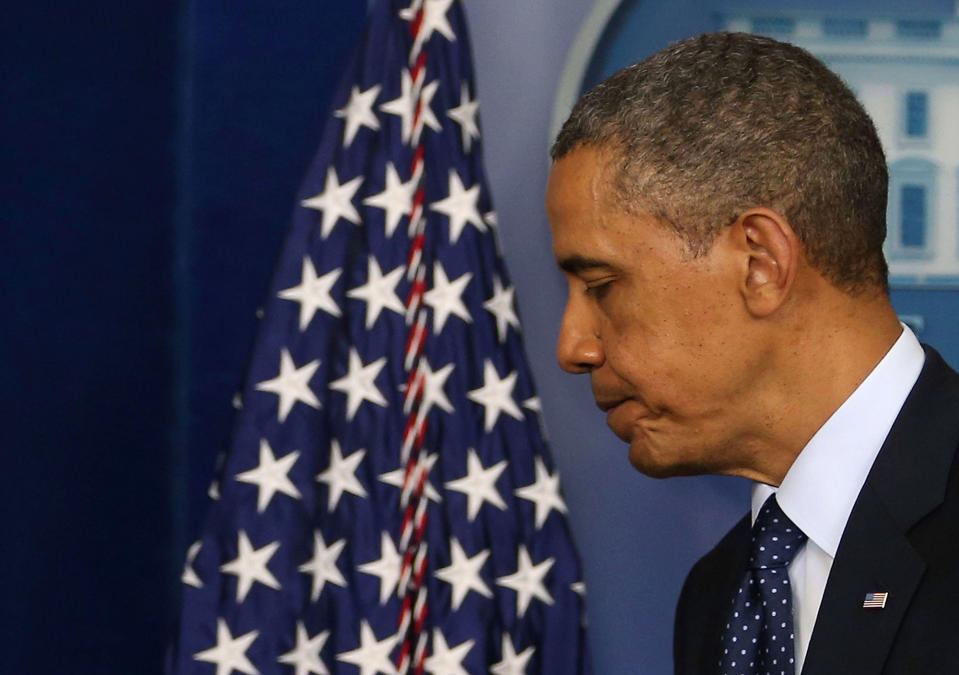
left=546, top=32, right=899, bottom=483
left=552, top=31, right=888, bottom=292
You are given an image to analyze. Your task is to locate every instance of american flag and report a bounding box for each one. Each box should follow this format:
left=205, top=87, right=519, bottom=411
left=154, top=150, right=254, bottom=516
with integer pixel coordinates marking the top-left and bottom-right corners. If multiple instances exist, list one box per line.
left=167, top=1, right=591, bottom=673
left=862, top=592, right=889, bottom=609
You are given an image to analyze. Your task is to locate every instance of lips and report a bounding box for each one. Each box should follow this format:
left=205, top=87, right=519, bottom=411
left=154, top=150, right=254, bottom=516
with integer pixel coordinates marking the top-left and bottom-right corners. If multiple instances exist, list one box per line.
left=604, top=403, right=637, bottom=442
left=596, top=396, right=653, bottom=441
left=594, top=397, right=625, bottom=413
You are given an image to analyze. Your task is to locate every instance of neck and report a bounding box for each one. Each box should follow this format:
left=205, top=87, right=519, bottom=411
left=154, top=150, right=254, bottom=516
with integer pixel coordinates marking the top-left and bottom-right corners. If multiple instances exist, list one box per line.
left=734, top=281, right=903, bottom=486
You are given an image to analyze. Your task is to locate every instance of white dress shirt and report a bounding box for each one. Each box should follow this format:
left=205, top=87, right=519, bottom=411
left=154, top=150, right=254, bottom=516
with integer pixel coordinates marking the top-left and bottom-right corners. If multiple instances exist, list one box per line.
left=750, top=325, right=925, bottom=674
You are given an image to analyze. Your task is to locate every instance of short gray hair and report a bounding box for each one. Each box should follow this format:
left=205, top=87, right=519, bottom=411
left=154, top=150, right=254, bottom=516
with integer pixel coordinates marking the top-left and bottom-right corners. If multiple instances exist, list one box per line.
left=552, top=32, right=888, bottom=292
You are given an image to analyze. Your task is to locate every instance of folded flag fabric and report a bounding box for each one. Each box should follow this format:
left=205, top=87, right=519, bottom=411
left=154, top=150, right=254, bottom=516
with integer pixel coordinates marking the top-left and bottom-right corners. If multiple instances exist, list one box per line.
left=168, top=1, right=591, bottom=673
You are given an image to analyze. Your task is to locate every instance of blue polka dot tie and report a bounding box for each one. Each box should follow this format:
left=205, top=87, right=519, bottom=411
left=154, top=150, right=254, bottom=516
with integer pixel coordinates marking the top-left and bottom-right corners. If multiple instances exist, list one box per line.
left=719, top=494, right=808, bottom=675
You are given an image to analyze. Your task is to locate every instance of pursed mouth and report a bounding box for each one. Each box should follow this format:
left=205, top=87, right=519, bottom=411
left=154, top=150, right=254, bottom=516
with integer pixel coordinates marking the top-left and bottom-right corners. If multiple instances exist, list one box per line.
left=597, top=397, right=655, bottom=424
left=594, top=397, right=625, bottom=413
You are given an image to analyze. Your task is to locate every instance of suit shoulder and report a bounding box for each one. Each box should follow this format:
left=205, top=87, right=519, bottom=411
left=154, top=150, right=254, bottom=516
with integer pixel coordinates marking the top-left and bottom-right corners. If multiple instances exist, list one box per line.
left=674, top=514, right=750, bottom=675
left=681, top=513, right=751, bottom=592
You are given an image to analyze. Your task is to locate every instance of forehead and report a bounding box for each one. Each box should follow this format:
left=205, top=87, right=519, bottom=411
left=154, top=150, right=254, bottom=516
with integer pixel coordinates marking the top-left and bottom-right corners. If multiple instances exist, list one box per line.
left=546, top=146, right=661, bottom=258
left=546, top=146, right=623, bottom=253
left=545, top=145, right=615, bottom=217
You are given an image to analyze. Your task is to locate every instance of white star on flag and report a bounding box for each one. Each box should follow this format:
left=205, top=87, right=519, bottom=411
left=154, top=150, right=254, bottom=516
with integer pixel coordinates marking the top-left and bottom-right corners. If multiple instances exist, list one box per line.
left=435, top=538, right=492, bottom=610
left=409, top=359, right=455, bottom=418
left=301, top=167, right=363, bottom=239
left=315, top=440, right=368, bottom=511
left=298, top=530, right=347, bottom=602
left=329, top=348, right=388, bottom=420
left=447, top=81, right=479, bottom=152
left=379, top=450, right=442, bottom=503
left=235, top=439, right=302, bottom=513
left=483, top=277, right=519, bottom=342
left=424, top=262, right=472, bottom=333
left=467, top=359, right=523, bottom=431
left=357, top=531, right=402, bottom=605
left=335, top=621, right=399, bottom=675
left=346, top=256, right=406, bottom=329
left=380, top=68, right=441, bottom=145
left=278, top=257, right=342, bottom=330
left=400, top=0, right=456, bottom=59
left=334, top=84, right=381, bottom=147
left=255, top=348, right=321, bottom=422
left=362, top=162, right=416, bottom=237
left=514, top=456, right=568, bottom=529
left=277, top=621, right=331, bottom=675
left=192, top=618, right=259, bottom=675
left=424, top=628, right=474, bottom=675
left=430, top=170, right=485, bottom=244
left=495, top=546, right=555, bottom=618
left=445, top=448, right=507, bottom=521
left=220, top=531, right=281, bottom=603
left=181, top=540, right=203, bottom=588
left=491, top=634, right=535, bottom=675
left=523, top=395, right=550, bottom=440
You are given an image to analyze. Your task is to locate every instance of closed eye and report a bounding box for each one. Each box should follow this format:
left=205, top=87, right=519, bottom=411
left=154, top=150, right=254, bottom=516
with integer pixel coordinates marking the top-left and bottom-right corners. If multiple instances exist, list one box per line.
left=584, top=277, right=615, bottom=299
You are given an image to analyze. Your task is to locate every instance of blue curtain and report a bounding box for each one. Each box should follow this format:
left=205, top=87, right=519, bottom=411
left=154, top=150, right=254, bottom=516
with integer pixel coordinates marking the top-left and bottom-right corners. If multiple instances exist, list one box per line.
left=1, top=2, right=365, bottom=671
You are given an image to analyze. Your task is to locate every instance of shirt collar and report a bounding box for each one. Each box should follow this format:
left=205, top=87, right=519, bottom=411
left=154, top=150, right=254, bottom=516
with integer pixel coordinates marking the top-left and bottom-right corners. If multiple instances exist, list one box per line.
left=751, top=324, right=925, bottom=557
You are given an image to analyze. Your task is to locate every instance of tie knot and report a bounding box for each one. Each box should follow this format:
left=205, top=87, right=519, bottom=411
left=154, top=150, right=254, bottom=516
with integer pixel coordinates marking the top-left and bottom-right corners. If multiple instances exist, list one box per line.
left=749, top=494, right=807, bottom=570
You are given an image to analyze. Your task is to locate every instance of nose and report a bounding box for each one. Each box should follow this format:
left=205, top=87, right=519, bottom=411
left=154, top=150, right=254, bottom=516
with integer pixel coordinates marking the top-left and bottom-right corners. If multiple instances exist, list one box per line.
left=557, top=295, right=604, bottom=374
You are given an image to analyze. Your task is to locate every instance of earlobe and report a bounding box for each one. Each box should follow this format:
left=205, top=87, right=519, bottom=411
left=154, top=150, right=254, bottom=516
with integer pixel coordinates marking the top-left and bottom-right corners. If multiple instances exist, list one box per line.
left=738, top=209, right=799, bottom=317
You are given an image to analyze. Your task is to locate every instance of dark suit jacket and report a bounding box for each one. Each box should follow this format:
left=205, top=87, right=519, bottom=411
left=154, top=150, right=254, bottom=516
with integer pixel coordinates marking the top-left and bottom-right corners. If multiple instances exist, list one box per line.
left=674, top=346, right=959, bottom=674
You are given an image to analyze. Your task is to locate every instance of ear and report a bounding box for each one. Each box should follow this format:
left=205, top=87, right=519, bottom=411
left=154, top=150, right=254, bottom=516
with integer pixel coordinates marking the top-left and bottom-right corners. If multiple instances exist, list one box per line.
left=735, top=208, right=800, bottom=317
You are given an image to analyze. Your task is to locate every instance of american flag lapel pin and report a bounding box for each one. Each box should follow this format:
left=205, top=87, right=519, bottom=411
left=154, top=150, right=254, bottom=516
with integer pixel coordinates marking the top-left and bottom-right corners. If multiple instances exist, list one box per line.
left=863, top=591, right=889, bottom=609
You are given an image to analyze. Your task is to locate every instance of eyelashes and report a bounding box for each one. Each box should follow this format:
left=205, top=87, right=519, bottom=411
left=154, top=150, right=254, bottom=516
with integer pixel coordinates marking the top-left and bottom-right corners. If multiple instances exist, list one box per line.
left=584, top=278, right=614, bottom=299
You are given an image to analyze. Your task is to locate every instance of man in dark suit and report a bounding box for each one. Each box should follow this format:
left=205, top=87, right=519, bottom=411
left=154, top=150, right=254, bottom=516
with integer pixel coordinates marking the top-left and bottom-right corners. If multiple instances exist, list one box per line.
left=545, top=32, right=959, bottom=674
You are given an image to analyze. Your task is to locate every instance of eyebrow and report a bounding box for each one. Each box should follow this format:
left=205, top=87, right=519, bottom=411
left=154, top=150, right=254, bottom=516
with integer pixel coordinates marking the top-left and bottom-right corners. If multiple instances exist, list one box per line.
left=557, top=254, right=612, bottom=274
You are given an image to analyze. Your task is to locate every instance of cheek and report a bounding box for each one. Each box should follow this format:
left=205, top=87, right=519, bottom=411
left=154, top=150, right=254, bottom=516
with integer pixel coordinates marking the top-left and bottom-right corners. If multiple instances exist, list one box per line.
left=668, top=282, right=742, bottom=356
left=598, top=275, right=737, bottom=370
left=603, top=310, right=734, bottom=397
left=601, top=329, right=677, bottom=392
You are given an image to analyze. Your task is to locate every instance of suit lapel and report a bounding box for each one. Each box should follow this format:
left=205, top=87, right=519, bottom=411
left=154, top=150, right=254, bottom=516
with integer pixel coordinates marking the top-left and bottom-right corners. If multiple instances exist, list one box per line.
left=800, top=483, right=925, bottom=674
left=675, top=514, right=752, bottom=674
left=700, top=517, right=751, bottom=670
left=801, top=347, right=959, bottom=675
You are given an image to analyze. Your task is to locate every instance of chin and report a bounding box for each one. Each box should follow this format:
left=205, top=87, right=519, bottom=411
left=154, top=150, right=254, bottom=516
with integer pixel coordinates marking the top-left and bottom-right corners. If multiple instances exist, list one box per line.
left=627, top=440, right=707, bottom=479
